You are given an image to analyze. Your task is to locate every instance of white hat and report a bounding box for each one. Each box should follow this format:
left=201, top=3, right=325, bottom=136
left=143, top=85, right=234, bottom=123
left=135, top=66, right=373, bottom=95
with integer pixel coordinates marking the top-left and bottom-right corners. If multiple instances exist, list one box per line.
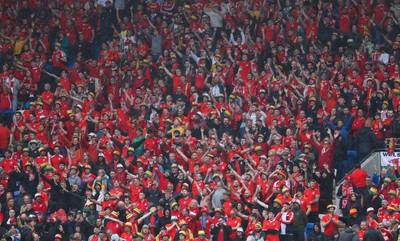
left=237, top=227, right=244, bottom=232
left=196, top=112, right=204, bottom=118
left=293, top=199, right=301, bottom=205
left=116, top=164, right=124, bottom=168
left=367, top=207, right=374, bottom=213
left=88, top=132, right=97, bottom=137
left=111, top=234, right=120, bottom=241
left=98, top=153, right=105, bottom=157
left=34, top=193, right=42, bottom=198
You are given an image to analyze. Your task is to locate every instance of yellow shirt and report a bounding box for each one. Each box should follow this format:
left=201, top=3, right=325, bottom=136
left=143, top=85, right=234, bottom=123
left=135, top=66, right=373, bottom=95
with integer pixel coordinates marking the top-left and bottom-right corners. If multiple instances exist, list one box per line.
left=13, top=39, right=25, bottom=55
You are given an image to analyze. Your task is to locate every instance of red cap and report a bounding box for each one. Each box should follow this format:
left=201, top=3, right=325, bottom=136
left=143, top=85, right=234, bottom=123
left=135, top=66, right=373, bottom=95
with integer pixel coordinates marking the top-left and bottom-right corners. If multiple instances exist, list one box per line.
left=201, top=206, right=209, bottom=213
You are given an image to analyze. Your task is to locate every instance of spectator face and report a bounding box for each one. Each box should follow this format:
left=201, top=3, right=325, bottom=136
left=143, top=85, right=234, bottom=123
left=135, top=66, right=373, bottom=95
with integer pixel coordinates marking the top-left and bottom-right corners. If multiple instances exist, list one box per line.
left=9, top=209, right=15, bottom=217
left=309, top=181, right=316, bottom=189
left=382, top=200, right=388, bottom=208
left=24, top=195, right=31, bottom=204
left=360, top=222, right=367, bottom=230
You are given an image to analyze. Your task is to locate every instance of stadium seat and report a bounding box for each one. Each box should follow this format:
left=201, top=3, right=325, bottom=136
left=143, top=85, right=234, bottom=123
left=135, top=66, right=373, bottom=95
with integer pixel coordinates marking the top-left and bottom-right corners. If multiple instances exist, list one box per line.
left=306, top=222, right=314, bottom=237
left=347, top=150, right=357, bottom=171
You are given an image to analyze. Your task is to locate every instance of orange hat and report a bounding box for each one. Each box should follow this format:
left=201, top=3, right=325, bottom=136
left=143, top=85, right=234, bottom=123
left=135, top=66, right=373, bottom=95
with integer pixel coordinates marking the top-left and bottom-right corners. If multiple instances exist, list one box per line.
left=282, top=187, right=290, bottom=193
left=277, top=170, right=286, bottom=178
left=349, top=208, right=358, bottom=216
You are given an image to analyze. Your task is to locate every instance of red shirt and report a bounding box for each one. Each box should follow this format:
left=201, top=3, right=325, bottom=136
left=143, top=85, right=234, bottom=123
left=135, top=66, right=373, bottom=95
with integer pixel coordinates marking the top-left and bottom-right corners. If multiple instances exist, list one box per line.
left=52, top=50, right=66, bottom=68
left=79, top=23, right=94, bottom=42
left=262, top=219, right=280, bottom=241
left=105, top=221, right=122, bottom=235
left=178, top=196, right=193, bottom=210
left=33, top=199, right=47, bottom=213
left=1, top=158, right=17, bottom=174
left=0, top=92, right=12, bottom=111
left=41, top=91, right=54, bottom=112
left=51, top=154, right=65, bottom=170
left=0, top=125, right=12, bottom=149
left=321, top=214, right=339, bottom=236
left=349, top=168, right=368, bottom=187
left=304, top=188, right=320, bottom=212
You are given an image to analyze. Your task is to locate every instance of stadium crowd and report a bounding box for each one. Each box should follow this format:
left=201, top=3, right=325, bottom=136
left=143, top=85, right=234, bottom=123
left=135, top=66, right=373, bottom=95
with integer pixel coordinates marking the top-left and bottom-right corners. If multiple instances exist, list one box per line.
left=0, top=0, right=400, bottom=241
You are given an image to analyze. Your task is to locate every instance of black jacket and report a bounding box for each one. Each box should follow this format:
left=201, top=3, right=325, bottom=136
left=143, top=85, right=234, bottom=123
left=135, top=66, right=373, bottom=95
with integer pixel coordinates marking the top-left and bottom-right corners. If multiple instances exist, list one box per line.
left=355, top=127, right=378, bottom=155
left=292, top=207, right=308, bottom=232
left=232, top=235, right=247, bottom=241
left=313, top=172, right=335, bottom=200
left=211, top=225, right=232, bottom=241
left=390, top=119, right=400, bottom=138
left=338, top=228, right=359, bottom=241
left=40, top=174, right=70, bottom=212
left=363, top=228, right=385, bottom=241
left=21, top=226, right=34, bottom=241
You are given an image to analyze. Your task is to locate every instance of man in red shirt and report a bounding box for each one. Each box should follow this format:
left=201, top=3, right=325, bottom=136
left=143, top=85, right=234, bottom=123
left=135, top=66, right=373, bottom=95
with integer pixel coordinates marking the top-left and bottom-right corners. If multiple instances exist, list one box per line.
left=262, top=211, right=280, bottom=241
left=0, top=121, right=11, bottom=154
left=321, top=204, right=340, bottom=239
left=1, top=150, right=17, bottom=174
left=349, top=162, right=369, bottom=188
left=78, top=16, right=94, bottom=60
left=0, top=84, right=13, bottom=128
left=304, top=179, right=320, bottom=223
left=33, top=193, right=47, bottom=214
left=51, top=146, right=65, bottom=170
left=51, top=43, right=67, bottom=76
left=40, top=83, right=54, bottom=112
left=178, top=188, right=193, bottom=210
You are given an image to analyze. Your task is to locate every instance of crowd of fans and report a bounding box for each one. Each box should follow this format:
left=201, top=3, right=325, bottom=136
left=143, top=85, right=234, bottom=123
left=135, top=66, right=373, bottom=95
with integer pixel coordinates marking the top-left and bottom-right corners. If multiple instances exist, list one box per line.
left=1, top=0, right=400, bottom=241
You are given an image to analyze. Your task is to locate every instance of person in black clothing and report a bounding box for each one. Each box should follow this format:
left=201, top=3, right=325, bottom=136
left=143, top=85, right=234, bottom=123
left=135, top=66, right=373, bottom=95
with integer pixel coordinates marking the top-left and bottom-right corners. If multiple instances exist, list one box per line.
left=309, top=223, right=326, bottom=241
left=16, top=164, right=39, bottom=197
left=217, top=117, right=234, bottom=138
left=65, top=184, right=87, bottom=211
left=144, top=182, right=163, bottom=205
left=390, top=114, right=400, bottom=138
left=21, top=217, right=36, bottom=241
left=313, top=163, right=335, bottom=213
left=40, top=173, right=70, bottom=212
left=277, top=151, right=295, bottom=173
left=355, top=119, right=379, bottom=162
left=93, top=155, right=110, bottom=175
left=210, top=218, right=232, bottom=241
left=363, top=222, right=385, bottom=241
left=232, top=227, right=246, bottom=241
left=344, top=208, right=365, bottom=227
left=157, top=209, right=171, bottom=235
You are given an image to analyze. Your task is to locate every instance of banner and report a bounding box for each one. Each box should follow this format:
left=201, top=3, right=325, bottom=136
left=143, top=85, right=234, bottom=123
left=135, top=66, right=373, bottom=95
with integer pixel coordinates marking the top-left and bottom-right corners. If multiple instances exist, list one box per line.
left=380, top=152, right=400, bottom=167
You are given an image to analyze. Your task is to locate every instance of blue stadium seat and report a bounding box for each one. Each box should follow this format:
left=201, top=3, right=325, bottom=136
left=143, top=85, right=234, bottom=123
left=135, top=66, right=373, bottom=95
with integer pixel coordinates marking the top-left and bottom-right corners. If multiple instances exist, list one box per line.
left=347, top=150, right=357, bottom=170
left=306, top=222, right=315, bottom=238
